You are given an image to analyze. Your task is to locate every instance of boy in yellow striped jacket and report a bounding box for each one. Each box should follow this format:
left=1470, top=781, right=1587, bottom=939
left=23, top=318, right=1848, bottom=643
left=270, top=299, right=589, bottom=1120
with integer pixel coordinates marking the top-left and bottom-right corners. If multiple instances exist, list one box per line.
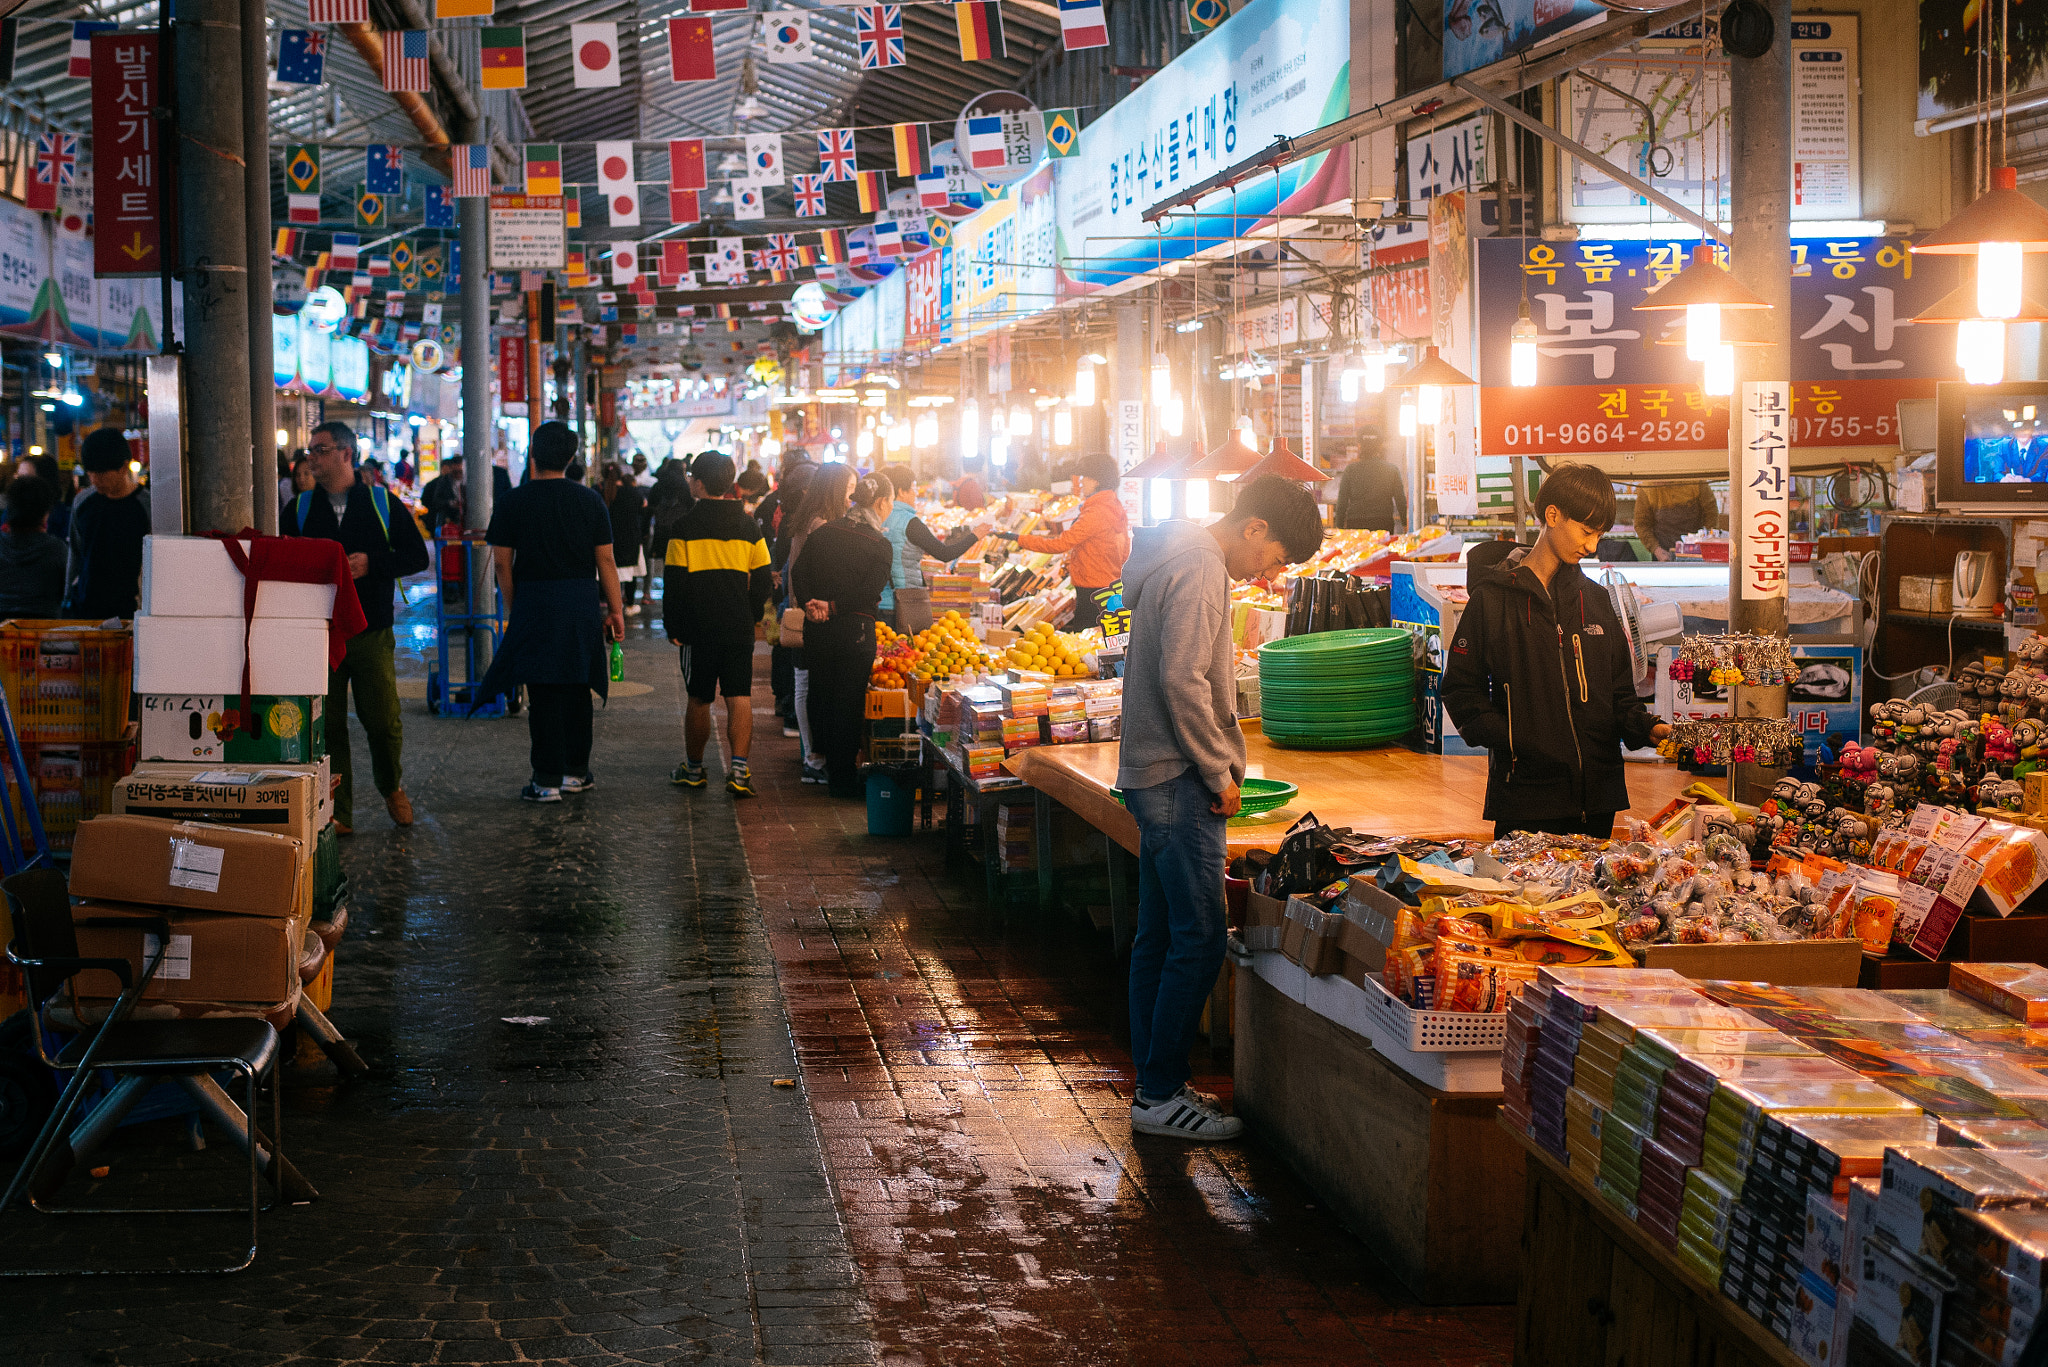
left=663, top=452, right=774, bottom=796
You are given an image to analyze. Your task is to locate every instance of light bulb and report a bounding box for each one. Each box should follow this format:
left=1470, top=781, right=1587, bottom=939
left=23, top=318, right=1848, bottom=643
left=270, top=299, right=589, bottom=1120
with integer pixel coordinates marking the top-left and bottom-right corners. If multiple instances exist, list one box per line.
left=1684, top=302, right=1720, bottom=362
left=1958, top=318, right=2007, bottom=385
left=42, top=351, right=60, bottom=368
left=1398, top=398, right=1417, bottom=436
left=1075, top=363, right=1095, bottom=407
left=1364, top=356, right=1388, bottom=394
left=1418, top=384, right=1442, bottom=425
left=1184, top=478, right=1209, bottom=518
left=1052, top=410, right=1073, bottom=446
left=1149, top=478, right=1173, bottom=521
left=275, top=428, right=289, bottom=448
left=1161, top=395, right=1184, bottom=437
left=1703, top=342, right=1735, bottom=397
left=1234, top=414, right=1257, bottom=448
left=1151, top=358, right=1172, bottom=405
left=1979, top=242, right=2022, bottom=320
left=1339, top=369, right=1360, bottom=403
left=1509, top=316, right=1539, bottom=388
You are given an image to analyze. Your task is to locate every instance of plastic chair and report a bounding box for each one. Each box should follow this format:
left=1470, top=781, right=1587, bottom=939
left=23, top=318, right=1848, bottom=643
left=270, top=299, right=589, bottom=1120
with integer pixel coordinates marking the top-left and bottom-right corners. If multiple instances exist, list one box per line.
left=0, top=869, right=290, bottom=1275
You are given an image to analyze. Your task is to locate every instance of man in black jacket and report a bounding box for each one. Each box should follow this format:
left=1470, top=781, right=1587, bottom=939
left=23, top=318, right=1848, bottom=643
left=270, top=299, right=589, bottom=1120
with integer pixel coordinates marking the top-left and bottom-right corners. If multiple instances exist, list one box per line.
left=1333, top=436, right=1407, bottom=531
left=1441, top=463, right=1670, bottom=840
left=283, top=420, right=432, bottom=834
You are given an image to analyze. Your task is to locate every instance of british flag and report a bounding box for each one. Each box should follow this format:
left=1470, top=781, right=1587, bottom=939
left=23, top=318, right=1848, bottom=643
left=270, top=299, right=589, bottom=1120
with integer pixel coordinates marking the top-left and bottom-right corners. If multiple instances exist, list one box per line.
left=816, top=129, right=856, bottom=183
left=34, top=132, right=77, bottom=192
left=855, top=5, right=904, bottom=69
left=792, top=172, right=826, bottom=217
left=764, top=233, right=798, bottom=271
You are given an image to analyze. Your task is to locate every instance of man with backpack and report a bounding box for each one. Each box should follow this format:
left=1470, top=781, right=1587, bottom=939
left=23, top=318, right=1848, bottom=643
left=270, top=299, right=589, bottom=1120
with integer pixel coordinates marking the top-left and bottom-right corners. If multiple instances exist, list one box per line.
left=283, top=420, right=432, bottom=834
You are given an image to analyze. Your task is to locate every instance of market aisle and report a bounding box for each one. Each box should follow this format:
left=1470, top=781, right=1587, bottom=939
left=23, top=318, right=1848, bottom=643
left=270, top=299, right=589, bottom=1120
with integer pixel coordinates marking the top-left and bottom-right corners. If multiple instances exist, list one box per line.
left=734, top=656, right=1515, bottom=1367
left=0, top=609, right=872, bottom=1367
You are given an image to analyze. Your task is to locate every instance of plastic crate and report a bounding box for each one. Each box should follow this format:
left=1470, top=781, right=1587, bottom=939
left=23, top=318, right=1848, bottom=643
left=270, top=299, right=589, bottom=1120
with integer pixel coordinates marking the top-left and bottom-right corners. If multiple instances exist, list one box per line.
left=6, top=739, right=136, bottom=852
left=0, top=620, right=133, bottom=744
left=1361, top=971, right=1509, bottom=1051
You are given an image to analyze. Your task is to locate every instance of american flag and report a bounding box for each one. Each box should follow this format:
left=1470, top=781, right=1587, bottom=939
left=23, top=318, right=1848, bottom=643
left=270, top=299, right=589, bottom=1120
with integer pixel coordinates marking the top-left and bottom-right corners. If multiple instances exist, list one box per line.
left=452, top=143, right=492, bottom=198
left=817, top=128, right=856, bottom=183
left=764, top=233, right=798, bottom=271
left=382, top=30, right=429, bottom=92
left=34, top=132, right=78, bottom=191
left=307, top=0, right=370, bottom=21
left=855, top=6, right=904, bottom=69
left=792, top=173, right=826, bottom=217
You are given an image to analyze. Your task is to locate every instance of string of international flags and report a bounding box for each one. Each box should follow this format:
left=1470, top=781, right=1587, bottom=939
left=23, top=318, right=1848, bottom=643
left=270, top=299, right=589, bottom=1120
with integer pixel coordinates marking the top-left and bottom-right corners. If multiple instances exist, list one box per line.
left=280, top=108, right=1080, bottom=231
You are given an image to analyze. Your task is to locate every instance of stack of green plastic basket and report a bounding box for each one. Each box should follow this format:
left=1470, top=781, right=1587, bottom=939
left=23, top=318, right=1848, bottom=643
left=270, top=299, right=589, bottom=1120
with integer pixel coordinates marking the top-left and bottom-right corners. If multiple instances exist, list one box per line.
left=1257, top=628, right=1416, bottom=749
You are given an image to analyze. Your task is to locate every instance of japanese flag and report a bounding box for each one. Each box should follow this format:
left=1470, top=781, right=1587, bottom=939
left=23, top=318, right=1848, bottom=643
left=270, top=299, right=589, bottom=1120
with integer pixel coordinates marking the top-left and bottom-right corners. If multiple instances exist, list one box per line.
left=571, top=22, right=619, bottom=87
left=610, top=242, right=638, bottom=285
left=595, top=140, right=640, bottom=226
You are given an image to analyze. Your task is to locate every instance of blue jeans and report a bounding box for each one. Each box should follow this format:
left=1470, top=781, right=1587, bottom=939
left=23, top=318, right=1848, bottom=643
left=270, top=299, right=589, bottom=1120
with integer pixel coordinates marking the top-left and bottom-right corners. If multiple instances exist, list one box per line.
left=1125, top=767, right=1229, bottom=1103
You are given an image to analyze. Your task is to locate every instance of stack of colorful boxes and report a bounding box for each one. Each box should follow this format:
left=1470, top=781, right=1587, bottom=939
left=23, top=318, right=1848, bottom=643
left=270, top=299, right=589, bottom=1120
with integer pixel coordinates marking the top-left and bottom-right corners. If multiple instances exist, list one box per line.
left=1501, top=981, right=1543, bottom=1136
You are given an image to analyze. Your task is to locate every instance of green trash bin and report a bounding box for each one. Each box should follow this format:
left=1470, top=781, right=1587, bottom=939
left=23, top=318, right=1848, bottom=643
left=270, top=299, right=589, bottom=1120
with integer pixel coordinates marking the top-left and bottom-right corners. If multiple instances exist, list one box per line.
left=865, top=767, right=917, bottom=836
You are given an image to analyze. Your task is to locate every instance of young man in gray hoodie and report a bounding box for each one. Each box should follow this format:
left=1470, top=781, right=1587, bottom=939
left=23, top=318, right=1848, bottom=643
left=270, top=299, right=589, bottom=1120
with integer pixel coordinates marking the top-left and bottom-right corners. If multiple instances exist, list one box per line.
left=1117, top=476, right=1325, bottom=1140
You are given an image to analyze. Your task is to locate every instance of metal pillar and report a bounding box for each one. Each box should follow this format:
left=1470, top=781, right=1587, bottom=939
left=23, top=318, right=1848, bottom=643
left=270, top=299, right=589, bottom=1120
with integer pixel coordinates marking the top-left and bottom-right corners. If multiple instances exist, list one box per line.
left=1726, top=0, right=1793, bottom=802
left=573, top=337, right=588, bottom=450
left=460, top=177, right=492, bottom=533
left=177, top=0, right=253, bottom=534
left=241, top=0, right=275, bottom=535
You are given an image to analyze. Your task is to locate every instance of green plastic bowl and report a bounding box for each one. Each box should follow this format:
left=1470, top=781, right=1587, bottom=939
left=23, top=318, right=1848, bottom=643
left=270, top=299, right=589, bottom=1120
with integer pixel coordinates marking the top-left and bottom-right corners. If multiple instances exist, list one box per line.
left=1112, top=776, right=1299, bottom=813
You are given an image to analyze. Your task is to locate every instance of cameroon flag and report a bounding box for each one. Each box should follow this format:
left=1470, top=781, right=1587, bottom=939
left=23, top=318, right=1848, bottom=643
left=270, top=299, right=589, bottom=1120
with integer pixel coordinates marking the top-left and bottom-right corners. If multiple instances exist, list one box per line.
left=480, top=27, right=525, bottom=89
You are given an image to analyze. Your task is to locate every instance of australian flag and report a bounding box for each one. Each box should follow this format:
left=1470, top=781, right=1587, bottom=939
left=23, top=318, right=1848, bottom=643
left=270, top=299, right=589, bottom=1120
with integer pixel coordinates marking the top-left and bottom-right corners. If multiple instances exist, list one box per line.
left=424, top=184, right=455, bottom=229
left=276, top=29, right=327, bottom=85
left=366, top=145, right=405, bottom=196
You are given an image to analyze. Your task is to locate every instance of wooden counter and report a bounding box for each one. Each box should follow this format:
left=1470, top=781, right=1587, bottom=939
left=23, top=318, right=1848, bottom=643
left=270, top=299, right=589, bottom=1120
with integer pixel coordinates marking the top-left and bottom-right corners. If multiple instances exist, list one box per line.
left=1004, top=720, right=1712, bottom=857
left=1509, top=1123, right=1804, bottom=1367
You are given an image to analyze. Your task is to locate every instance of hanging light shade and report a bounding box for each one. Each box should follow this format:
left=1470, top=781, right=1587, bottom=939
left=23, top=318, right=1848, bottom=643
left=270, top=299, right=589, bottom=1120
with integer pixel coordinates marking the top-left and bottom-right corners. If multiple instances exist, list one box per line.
left=1240, top=440, right=1326, bottom=485
left=1912, top=276, right=2048, bottom=388
left=1123, top=442, right=1187, bottom=480
left=1912, top=167, right=2048, bottom=257
left=1631, top=244, right=1774, bottom=313
left=1187, top=434, right=1262, bottom=479
left=1391, top=344, right=1478, bottom=388
left=1911, top=278, right=2048, bottom=323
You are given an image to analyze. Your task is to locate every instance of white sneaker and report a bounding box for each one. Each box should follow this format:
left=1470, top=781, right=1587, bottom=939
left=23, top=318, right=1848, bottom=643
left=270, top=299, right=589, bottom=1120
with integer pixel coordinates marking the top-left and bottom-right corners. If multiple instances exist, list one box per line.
left=1130, top=1086, right=1244, bottom=1141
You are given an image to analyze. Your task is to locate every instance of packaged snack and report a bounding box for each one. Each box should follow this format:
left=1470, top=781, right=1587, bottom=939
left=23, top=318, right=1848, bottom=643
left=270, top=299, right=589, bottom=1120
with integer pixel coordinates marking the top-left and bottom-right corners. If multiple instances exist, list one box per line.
left=1048, top=721, right=1089, bottom=744
left=964, top=744, right=1006, bottom=778
left=1849, top=879, right=1900, bottom=954
left=1088, top=717, right=1121, bottom=743
left=1952, top=963, right=2048, bottom=1024
left=1963, top=821, right=2048, bottom=915
left=1857, top=1238, right=1943, bottom=1366
left=1434, top=950, right=1537, bottom=1013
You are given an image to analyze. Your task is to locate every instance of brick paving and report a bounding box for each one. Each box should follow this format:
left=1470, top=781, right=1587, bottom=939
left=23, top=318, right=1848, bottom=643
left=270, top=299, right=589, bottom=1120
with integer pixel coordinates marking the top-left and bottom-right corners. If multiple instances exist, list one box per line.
left=733, top=656, right=1516, bottom=1367
left=0, top=590, right=1516, bottom=1366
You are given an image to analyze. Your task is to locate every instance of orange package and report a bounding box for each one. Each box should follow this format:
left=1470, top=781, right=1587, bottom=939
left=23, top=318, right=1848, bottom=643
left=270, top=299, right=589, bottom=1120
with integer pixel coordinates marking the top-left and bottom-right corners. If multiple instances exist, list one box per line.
left=1961, top=822, right=2048, bottom=916
left=1435, top=951, right=1539, bottom=1013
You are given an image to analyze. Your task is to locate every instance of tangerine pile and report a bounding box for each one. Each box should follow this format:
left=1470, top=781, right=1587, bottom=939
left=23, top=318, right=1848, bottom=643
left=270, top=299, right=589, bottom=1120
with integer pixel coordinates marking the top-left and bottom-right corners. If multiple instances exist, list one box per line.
left=1004, top=622, right=1089, bottom=678
left=871, top=611, right=1001, bottom=685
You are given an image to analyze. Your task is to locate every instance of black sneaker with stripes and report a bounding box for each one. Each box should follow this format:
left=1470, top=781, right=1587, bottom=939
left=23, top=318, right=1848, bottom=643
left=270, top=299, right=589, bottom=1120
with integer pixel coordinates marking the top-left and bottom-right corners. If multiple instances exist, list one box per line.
left=1130, top=1085, right=1245, bottom=1141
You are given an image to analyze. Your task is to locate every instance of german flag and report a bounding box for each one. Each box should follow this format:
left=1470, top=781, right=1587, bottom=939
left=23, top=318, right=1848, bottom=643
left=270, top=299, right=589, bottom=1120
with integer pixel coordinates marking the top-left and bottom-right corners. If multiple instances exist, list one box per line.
left=480, top=26, right=525, bottom=89
left=891, top=122, right=932, bottom=177
left=854, top=170, right=887, bottom=214
left=953, top=1, right=1005, bottom=60
left=797, top=243, right=817, bottom=267
left=818, top=228, right=847, bottom=263
left=274, top=227, right=301, bottom=259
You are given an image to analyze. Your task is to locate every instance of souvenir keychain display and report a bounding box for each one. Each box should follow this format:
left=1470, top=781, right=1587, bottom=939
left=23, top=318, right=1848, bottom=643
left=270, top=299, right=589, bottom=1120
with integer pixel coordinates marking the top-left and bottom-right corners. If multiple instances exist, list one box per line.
left=1665, top=632, right=1796, bottom=706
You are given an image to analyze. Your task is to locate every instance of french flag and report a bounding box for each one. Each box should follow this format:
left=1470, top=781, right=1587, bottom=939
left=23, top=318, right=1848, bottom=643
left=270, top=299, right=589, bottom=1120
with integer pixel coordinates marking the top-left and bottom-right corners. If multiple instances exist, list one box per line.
left=69, top=21, right=114, bottom=77
left=1057, top=0, right=1107, bottom=50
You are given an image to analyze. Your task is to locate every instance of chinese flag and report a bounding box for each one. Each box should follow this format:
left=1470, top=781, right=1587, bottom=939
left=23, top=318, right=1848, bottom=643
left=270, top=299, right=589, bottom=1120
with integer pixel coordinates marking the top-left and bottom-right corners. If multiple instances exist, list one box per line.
left=669, top=188, right=701, bottom=224
left=669, top=138, right=708, bottom=191
left=662, top=241, right=693, bottom=279
left=668, top=17, right=715, bottom=81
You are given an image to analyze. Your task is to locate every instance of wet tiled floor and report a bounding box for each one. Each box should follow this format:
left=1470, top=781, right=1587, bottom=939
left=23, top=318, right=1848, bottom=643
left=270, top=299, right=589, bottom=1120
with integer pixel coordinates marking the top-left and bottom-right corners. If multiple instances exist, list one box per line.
left=0, top=588, right=1514, bottom=1365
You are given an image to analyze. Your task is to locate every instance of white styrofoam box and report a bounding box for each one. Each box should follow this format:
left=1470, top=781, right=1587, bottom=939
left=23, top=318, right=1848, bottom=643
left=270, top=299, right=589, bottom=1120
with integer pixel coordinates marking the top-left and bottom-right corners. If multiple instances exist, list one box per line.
left=1250, top=949, right=1308, bottom=1005
left=142, top=536, right=339, bottom=620
left=133, top=616, right=331, bottom=695
left=1306, top=969, right=1376, bottom=1039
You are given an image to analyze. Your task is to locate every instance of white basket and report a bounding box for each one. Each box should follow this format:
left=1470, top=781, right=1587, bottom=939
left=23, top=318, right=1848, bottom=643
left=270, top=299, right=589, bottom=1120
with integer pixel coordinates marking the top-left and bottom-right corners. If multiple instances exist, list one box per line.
left=1362, top=972, right=1510, bottom=1052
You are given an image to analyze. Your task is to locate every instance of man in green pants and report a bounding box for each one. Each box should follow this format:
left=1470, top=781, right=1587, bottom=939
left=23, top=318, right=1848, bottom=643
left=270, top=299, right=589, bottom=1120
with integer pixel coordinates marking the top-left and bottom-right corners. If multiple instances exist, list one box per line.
left=284, top=420, right=432, bottom=834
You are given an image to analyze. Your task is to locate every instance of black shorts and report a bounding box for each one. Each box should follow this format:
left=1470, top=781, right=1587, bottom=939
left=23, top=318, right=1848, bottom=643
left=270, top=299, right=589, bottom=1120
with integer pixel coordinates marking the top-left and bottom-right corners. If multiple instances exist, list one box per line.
left=680, top=638, right=754, bottom=704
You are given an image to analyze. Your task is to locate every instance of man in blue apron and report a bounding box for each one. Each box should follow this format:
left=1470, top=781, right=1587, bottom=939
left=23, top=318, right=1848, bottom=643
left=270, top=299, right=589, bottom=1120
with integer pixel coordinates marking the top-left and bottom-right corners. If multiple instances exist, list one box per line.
left=475, top=422, right=625, bottom=802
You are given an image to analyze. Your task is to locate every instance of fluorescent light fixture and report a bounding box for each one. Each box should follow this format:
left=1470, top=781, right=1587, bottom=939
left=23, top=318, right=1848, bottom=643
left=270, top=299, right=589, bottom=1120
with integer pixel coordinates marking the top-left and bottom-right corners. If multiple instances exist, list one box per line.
left=1052, top=410, right=1073, bottom=446
left=1398, top=398, right=1416, bottom=436
left=1075, top=362, right=1096, bottom=406
left=1151, top=357, right=1172, bottom=405
left=1161, top=395, right=1184, bottom=437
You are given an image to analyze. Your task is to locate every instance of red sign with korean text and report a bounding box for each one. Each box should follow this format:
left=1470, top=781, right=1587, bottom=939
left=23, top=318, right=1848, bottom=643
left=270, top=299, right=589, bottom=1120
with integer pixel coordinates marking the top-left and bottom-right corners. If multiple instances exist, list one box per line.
left=1369, top=238, right=1431, bottom=342
left=1481, top=378, right=1936, bottom=457
left=498, top=335, right=527, bottom=405
left=91, top=34, right=169, bottom=278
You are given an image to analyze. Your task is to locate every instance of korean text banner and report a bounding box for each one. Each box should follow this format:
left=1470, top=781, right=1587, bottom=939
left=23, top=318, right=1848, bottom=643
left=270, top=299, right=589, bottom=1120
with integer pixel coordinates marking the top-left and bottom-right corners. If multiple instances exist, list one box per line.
left=1473, top=236, right=1955, bottom=456
left=948, top=163, right=1056, bottom=343
left=1051, top=0, right=1348, bottom=293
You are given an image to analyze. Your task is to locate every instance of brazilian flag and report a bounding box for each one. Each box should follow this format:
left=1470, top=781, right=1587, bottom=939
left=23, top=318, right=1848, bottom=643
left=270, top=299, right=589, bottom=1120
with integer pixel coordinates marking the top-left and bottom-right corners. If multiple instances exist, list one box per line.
left=1187, top=0, right=1227, bottom=32
left=1043, top=108, right=1080, bottom=159
left=354, top=187, right=386, bottom=229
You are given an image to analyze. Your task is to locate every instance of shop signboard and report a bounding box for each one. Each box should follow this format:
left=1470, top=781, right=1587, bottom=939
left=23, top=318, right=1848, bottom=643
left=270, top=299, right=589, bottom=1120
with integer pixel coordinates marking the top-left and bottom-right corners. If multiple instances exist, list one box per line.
left=1473, top=236, right=1953, bottom=456
left=875, top=266, right=907, bottom=357
left=1368, top=231, right=1431, bottom=341
left=947, top=163, right=1055, bottom=343
left=906, top=249, right=942, bottom=350
left=487, top=194, right=566, bottom=270
left=498, top=335, right=526, bottom=406
left=297, top=324, right=332, bottom=395
left=90, top=33, right=169, bottom=278
left=1443, top=0, right=1603, bottom=80
left=1052, top=0, right=1349, bottom=293
left=1116, top=398, right=1145, bottom=522
left=1405, top=116, right=1492, bottom=203
left=273, top=312, right=299, bottom=388
left=1738, top=379, right=1791, bottom=601
left=331, top=335, right=370, bottom=403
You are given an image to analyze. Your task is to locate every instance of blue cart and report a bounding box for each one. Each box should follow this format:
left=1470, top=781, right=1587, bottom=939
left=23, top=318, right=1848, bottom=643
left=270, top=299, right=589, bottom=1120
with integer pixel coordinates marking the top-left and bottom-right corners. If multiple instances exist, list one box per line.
left=425, top=528, right=509, bottom=717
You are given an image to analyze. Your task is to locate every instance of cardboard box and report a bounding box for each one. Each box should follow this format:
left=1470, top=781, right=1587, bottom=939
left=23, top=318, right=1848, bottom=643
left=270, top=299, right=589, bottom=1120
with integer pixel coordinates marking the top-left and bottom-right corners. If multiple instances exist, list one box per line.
left=1900, top=575, right=1954, bottom=615
left=1280, top=896, right=1343, bottom=975
left=137, top=693, right=325, bottom=764
left=70, top=814, right=307, bottom=920
left=1641, top=939, right=1863, bottom=987
left=112, top=762, right=327, bottom=845
left=133, top=616, right=331, bottom=695
left=71, top=901, right=310, bottom=1004
left=1244, top=891, right=1286, bottom=953
left=141, top=535, right=338, bottom=619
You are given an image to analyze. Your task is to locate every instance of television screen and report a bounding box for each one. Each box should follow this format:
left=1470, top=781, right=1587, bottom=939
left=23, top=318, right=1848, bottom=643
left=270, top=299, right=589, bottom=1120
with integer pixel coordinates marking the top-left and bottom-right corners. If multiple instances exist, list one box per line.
left=1961, top=395, right=2048, bottom=484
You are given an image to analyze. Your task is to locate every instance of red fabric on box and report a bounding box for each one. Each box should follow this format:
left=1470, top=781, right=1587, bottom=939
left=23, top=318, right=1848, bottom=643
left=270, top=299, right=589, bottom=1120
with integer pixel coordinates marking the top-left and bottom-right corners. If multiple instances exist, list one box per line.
left=209, top=532, right=367, bottom=733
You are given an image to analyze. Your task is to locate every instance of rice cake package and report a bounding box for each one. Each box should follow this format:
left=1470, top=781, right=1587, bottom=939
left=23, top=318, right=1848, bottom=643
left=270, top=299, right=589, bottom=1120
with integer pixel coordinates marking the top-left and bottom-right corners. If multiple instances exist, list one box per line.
left=1952, top=964, right=2048, bottom=1025
left=1538, top=964, right=1692, bottom=990
left=1858, top=1236, right=1945, bottom=1367
left=1943, top=1119, right=2048, bottom=1149
left=1878, top=1147, right=2048, bottom=1262
left=1790, top=1267, right=1840, bottom=1367
left=1878, top=1074, right=2039, bottom=1123
left=1806, top=1188, right=1850, bottom=1285
left=1946, top=1207, right=2048, bottom=1289
left=1784, top=987, right=1930, bottom=1022
left=1887, top=990, right=2022, bottom=1031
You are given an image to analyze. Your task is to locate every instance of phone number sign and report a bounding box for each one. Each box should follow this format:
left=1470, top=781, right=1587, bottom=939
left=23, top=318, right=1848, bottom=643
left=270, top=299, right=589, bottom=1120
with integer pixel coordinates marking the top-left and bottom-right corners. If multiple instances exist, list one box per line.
left=1482, top=377, right=1933, bottom=456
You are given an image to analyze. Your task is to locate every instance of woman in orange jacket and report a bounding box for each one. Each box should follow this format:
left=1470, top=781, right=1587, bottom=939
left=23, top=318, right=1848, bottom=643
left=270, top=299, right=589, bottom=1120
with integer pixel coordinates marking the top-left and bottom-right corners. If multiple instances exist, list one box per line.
left=1000, top=454, right=1131, bottom=630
